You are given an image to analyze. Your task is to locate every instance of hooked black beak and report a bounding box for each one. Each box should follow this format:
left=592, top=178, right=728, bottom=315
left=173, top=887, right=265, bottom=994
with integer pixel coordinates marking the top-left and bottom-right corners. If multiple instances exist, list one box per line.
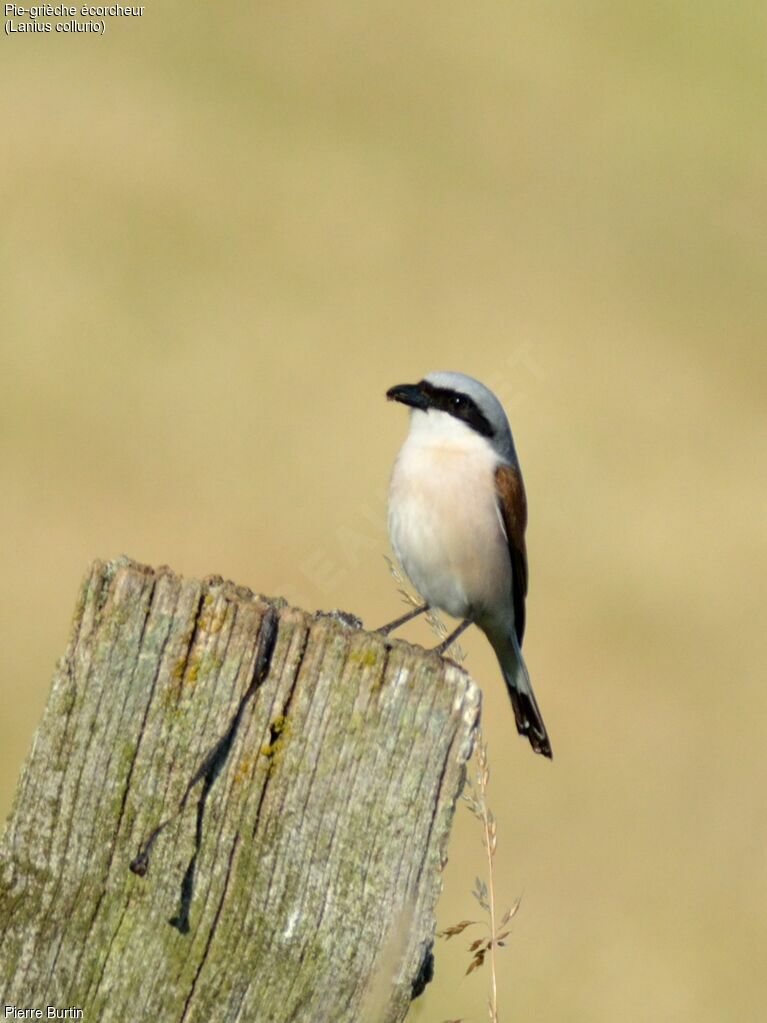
left=386, top=382, right=429, bottom=410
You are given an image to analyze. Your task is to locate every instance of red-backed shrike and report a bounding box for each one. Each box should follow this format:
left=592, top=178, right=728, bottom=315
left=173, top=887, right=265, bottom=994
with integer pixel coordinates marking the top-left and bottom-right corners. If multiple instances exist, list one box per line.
left=382, top=371, right=551, bottom=758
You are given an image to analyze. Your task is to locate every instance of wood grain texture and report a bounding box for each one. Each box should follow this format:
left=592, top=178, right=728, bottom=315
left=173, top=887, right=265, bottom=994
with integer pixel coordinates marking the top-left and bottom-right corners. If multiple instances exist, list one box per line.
left=0, top=557, right=480, bottom=1022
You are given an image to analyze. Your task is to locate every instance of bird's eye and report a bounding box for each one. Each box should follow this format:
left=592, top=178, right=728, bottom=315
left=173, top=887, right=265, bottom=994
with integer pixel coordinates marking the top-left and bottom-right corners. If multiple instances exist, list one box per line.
left=452, top=394, right=466, bottom=409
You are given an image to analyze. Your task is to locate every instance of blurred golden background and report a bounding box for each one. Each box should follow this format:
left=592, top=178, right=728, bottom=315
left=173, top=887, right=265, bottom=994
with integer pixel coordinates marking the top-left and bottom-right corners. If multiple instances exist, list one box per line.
left=2, top=4, right=765, bottom=1020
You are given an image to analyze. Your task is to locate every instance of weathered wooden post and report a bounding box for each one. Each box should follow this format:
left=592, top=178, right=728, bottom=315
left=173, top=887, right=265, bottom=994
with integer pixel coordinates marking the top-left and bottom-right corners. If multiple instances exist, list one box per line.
left=0, top=557, right=480, bottom=1022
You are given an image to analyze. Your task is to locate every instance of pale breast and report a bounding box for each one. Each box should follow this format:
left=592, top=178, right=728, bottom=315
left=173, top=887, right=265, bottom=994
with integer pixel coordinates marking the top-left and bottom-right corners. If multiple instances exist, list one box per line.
left=388, top=438, right=512, bottom=621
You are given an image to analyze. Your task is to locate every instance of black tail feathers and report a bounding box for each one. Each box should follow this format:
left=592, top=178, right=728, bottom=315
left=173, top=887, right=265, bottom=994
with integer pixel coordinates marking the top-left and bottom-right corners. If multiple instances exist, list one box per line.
left=507, top=683, right=552, bottom=759
left=492, top=629, right=552, bottom=759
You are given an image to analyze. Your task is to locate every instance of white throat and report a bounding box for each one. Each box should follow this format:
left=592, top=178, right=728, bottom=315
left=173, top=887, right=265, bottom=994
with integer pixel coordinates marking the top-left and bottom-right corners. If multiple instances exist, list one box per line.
left=404, top=408, right=495, bottom=455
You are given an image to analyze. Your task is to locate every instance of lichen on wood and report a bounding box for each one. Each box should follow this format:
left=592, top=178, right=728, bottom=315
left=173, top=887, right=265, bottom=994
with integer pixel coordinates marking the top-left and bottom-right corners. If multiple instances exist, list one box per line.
left=0, top=557, right=480, bottom=1022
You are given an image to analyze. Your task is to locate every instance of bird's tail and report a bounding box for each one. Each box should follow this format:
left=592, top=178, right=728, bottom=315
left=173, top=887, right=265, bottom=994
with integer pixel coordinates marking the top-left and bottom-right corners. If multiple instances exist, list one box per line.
left=492, top=631, right=552, bottom=759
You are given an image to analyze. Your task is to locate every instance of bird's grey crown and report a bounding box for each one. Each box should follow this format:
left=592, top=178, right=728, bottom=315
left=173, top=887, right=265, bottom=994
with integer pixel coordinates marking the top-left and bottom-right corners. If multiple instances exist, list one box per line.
left=424, top=371, right=518, bottom=464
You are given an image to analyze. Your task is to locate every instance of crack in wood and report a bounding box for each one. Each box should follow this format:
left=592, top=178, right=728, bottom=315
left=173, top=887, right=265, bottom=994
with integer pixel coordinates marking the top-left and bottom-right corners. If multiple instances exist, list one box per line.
left=179, top=833, right=241, bottom=1022
left=129, top=606, right=279, bottom=935
left=250, top=620, right=310, bottom=843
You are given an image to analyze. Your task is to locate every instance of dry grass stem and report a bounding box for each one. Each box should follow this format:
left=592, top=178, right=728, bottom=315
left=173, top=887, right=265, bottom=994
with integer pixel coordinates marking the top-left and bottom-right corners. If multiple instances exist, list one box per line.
left=437, top=732, right=521, bottom=1023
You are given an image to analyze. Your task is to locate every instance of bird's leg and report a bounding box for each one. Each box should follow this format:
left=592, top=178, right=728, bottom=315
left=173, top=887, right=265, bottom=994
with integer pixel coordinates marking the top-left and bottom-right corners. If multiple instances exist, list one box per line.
left=433, top=619, right=472, bottom=655
left=377, top=603, right=429, bottom=635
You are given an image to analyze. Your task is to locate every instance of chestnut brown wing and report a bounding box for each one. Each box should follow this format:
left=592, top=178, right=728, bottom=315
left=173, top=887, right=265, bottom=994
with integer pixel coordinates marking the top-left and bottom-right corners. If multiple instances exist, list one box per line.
left=494, top=463, right=528, bottom=646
